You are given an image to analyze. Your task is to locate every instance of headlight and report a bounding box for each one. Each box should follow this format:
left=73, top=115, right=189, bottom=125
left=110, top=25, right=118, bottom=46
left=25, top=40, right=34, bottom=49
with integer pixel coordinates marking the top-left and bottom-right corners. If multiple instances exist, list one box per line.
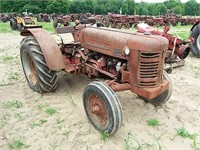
left=124, top=46, right=130, bottom=55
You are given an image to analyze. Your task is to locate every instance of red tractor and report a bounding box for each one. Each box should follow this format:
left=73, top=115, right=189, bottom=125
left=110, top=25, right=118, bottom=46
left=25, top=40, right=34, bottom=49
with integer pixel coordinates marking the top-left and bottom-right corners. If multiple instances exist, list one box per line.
left=19, top=23, right=172, bottom=135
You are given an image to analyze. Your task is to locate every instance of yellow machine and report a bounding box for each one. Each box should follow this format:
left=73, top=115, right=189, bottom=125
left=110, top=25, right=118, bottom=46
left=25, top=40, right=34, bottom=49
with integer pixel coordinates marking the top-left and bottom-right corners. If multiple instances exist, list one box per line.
left=10, top=16, right=36, bottom=30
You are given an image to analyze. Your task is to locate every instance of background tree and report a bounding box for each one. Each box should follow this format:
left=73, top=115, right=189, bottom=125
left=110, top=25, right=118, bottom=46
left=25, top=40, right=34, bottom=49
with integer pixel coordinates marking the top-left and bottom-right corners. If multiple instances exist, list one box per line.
left=184, top=0, right=199, bottom=15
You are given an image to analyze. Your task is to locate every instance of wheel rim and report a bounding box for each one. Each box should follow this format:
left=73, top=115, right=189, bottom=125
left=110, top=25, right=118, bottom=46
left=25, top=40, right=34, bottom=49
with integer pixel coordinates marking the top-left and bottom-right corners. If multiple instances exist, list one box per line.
left=88, top=93, right=108, bottom=126
left=22, top=51, right=37, bottom=85
left=197, top=35, right=200, bottom=50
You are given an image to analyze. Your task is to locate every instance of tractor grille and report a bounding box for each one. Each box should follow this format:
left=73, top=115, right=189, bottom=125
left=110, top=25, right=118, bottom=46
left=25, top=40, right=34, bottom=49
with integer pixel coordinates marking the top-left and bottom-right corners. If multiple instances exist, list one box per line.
left=138, top=52, right=162, bottom=87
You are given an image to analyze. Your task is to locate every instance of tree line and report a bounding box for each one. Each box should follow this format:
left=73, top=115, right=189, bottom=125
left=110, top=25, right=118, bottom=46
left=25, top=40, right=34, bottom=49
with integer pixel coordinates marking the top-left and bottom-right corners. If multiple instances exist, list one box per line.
left=0, top=0, right=200, bottom=16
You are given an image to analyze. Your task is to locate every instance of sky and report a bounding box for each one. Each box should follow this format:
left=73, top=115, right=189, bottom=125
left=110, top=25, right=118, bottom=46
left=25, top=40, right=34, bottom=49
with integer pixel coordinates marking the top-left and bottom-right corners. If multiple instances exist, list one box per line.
left=135, top=0, right=200, bottom=3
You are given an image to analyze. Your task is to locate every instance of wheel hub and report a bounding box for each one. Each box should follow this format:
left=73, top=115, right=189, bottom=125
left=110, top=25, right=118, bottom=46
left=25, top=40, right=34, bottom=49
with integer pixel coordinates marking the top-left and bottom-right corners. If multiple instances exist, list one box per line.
left=88, top=94, right=108, bottom=126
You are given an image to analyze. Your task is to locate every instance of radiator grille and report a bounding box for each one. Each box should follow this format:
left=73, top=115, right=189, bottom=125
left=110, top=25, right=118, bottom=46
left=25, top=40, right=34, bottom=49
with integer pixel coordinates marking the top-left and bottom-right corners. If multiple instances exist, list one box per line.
left=138, top=52, right=162, bottom=87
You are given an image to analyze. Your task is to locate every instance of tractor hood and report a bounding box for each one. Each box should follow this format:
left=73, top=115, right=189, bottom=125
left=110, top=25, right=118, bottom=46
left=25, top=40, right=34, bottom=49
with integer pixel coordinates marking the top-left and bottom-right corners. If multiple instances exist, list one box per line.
left=79, top=27, right=169, bottom=60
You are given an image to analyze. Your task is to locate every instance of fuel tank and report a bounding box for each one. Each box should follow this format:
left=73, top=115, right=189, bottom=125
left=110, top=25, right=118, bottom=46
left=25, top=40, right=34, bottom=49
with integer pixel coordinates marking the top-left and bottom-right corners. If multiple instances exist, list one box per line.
left=79, top=27, right=169, bottom=59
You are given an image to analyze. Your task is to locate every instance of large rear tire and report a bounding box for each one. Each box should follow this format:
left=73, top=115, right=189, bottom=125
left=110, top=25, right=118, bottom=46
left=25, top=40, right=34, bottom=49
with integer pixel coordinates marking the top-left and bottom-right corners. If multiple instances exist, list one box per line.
left=139, top=71, right=172, bottom=106
left=20, top=36, right=57, bottom=93
left=83, top=81, right=122, bottom=135
left=10, top=18, right=17, bottom=30
left=190, top=22, right=200, bottom=58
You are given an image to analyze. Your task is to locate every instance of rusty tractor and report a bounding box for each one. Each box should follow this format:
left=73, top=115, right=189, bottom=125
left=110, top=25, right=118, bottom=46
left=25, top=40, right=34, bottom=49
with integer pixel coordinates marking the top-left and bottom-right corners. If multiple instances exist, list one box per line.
left=19, top=22, right=172, bottom=135
left=53, top=15, right=71, bottom=28
left=137, top=23, right=190, bottom=72
left=190, top=21, right=200, bottom=58
left=108, top=13, right=129, bottom=29
left=36, top=13, right=51, bottom=22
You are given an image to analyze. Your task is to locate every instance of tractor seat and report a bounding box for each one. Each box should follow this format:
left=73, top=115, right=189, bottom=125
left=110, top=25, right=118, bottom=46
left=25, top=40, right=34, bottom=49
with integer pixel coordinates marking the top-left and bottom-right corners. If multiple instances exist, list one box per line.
left=55, top=26, right=75, bottom=45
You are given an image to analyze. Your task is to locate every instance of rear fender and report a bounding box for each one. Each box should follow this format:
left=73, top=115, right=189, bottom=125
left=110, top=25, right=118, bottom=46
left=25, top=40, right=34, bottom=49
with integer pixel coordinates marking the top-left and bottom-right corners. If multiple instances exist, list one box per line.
left=20, top=28, right=66, bottom=70
left=190, top=21, right=200, bottom=32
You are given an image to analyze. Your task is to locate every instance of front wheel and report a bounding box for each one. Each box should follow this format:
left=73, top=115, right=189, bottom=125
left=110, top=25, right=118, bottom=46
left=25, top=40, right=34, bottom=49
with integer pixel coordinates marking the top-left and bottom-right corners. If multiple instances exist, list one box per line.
left=139, top=71, right=172, bottom=106
left=83, top=81, right=122, bottom=135
left=20, top=36, right=58, bottom=93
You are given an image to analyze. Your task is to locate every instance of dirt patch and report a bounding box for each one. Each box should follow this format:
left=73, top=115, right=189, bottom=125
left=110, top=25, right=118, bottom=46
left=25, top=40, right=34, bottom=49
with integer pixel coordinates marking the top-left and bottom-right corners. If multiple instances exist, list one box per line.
left=0, top=33, right=200, bottom=150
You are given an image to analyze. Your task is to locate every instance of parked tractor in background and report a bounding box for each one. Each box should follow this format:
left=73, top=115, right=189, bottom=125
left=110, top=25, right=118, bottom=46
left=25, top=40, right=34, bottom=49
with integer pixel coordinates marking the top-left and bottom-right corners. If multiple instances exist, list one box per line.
left=53, top=15, right=71, bottom=28
left=36, top=13, right=51, bottom=22
left=190, top=21, right=200, bottom=58
left=10, top=13, right=36, bottom=30
left=19, top=20, right=172, bottom=135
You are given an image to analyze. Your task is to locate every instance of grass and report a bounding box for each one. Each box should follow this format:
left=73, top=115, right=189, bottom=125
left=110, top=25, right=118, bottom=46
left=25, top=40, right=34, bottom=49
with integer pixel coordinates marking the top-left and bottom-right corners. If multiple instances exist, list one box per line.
left=55, top=117, right=62, bottom=124
left=0, top=22, right=16, bottom=33
left=124, top=132, right=168, bottom=150
left=49, top=141, right=58, bottom=150
left=190, top=65, right=200, bottom=78
left=3, top=100, right=23, bottom=109
left=30, top=119, right=47, bottom=129
left=62, top=130, right=70, bottom=137
left=8, top=72, right=20, bottom=81
left=37, top=21, right=55, bottom=33
left=37, top=103, right=58, bottom=116
left=147, top=119, right=160, bottom=127
left=100, top=131, right=110, bottom=141
left=9, top=138, right=30, bottom=150
left=45, top=107, right=58, bottom=116
left=14, top=112, right=26, bottom=122
left=0, top=54, right=16, bottom=63
left=0, top=113, right=11, bottom=129
left=176, top=127, right=197, bottom=140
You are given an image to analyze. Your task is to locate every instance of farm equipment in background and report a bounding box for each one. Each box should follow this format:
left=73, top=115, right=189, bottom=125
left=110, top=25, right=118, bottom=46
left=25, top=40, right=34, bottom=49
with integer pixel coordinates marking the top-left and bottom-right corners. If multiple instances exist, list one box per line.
left=36, top=13, right=51, bottom=22
left=189, top=21, right=200, bottom=58
left=0, top=13, right=10, bottom=22
left=53, top=15, right=71, bottom=28
left=19, top=21, right=172, bottom=135
left=10, top=14, right=36, bottom=30
left=108, top=13, right=129, bottom=29
left=137, top=23, right=190, bottom=72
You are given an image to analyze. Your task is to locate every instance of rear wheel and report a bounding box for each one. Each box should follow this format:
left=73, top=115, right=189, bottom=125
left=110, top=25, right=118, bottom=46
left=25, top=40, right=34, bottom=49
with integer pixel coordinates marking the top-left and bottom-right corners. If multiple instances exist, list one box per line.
left=53, top=18, right=58, bottom=28
left=190, top=22, right=200, bottom=58
left=83, top=81, right=122, bottom=135
left=10, top=18, right=17, bottom=30
left=20, top=36, right=57, bottom=93
left=139, top=71, right=172, bottom=106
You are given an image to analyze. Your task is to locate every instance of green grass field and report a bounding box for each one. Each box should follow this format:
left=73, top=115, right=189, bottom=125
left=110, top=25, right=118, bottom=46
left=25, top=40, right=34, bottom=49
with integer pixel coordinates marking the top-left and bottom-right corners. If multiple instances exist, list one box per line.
left=0, top=20, right=193, bottom=41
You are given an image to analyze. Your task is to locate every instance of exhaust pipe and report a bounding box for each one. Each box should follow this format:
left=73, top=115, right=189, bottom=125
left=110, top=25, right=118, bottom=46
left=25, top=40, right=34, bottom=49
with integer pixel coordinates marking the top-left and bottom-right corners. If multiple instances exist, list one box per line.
left=175, top=45, right=190, bottom=59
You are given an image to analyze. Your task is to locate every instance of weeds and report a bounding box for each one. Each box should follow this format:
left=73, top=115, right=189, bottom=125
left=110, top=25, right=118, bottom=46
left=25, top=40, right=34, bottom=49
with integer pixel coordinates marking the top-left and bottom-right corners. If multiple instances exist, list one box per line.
left=62, top=130, right=70, bottom=137
left=124, top=132, right=167, bottom=150
left=190, top=64, right=200, bottom=78
left=55, top=117, right=62, bottom=124
left=45, top=107, right=57, bottom=116
left=124, top=132, right=142, bottom=150
left=37, top=103, right=58, bottom=116
left=0, top=113, right=11, bottom=129
left=8, top=72, right=20, bottom=81
left=14, top=112, right=26, bottom=121
left=9, top=138, right=30, bottom=150
left=176, top=127, right=197, bottom=140
left=0, top=54, right=15, bottom=63
left=49, top=141, right=58, bottom=150
left=147, top=119, right=160, bottom=127
left=30, top=119, right=47, bottom=129
left=37, top=103, right=49, bottom=111
left=100, top=131, right=110, bottom=141
left=3, top=100, right=23, bottom=109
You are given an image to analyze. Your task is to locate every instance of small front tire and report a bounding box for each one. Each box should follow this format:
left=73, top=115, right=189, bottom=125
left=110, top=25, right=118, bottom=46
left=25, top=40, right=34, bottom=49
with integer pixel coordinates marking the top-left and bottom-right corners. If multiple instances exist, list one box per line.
left=83, top=81, right=122, bottom=135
